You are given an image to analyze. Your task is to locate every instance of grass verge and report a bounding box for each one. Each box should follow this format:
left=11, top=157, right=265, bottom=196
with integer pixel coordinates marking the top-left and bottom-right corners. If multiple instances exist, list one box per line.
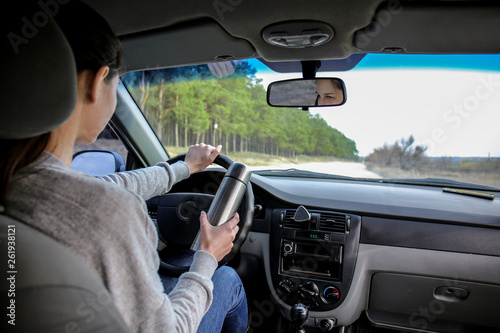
left=367, top=164, right=500, bottom=189
left=166, top=146, right=344, bottom=167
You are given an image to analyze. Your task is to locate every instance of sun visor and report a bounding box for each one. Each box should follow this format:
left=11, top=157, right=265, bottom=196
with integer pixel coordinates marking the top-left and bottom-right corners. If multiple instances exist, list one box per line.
left=354, top=2, right=500, bottom=54
left=258, top=55, right=366, bottom=73
left=120, top=19, right=256, bottom=71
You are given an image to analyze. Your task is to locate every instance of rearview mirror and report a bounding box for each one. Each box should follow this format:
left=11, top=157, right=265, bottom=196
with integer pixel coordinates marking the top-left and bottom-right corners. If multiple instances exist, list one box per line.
left=267, top=78, right=346, bottom=107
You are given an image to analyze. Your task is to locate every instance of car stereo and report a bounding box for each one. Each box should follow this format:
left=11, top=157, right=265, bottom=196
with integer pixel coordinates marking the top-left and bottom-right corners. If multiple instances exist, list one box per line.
left=269, top=206, right=361, bottom=311
left=281, top=239, right=343, bottom=280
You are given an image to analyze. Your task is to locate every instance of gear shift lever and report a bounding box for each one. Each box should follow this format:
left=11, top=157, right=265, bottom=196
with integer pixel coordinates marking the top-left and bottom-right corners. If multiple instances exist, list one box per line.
left=290, top=303, right=308, bottom=333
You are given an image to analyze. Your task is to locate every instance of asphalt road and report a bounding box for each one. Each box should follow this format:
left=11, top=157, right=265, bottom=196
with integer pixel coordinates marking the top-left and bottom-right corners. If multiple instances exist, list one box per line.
left=251, top=161, right=381, bottom=178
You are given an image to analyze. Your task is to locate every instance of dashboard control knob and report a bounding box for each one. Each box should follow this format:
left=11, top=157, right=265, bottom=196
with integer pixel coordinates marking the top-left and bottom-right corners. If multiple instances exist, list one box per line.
left=283, top=241, right=294, bottom=255
left=278, top=279, right=294, bottom=295
left=319, top=318, right=336, bottom=331
left=299, top=281, right=319, bottom=300
left=323, top=286, right=340, bottom=303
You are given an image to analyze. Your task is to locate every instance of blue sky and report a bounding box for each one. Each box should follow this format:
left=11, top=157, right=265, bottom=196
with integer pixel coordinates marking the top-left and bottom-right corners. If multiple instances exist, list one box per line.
left=355, top=54, right=500, bottom=72
left=250, top=54, right=500, bottom=73
left=252, top=54, right=500, bottom=157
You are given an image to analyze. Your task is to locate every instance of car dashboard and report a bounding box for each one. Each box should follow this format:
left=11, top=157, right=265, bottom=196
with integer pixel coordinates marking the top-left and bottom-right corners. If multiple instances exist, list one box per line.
left=166, top=168, right=500, bottom=332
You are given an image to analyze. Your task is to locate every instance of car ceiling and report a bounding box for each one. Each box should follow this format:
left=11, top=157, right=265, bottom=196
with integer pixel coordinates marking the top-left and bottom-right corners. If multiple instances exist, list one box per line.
left=81, top=0, right=500, bottom=72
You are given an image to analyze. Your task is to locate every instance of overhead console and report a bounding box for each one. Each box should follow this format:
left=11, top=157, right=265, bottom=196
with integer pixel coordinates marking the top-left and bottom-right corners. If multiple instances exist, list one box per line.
left=269, top=205, right=361, bottom=312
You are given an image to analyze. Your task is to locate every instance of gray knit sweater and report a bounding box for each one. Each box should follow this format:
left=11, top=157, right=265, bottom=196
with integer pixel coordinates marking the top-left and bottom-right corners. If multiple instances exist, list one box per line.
left=5, top=152, right=218, bottom=332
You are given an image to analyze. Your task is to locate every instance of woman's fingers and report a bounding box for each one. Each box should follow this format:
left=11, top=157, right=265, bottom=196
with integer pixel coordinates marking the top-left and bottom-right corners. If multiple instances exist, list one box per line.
left=184, top=143, right=222, bottom=174
left=197, top=212, right=240, bottom=262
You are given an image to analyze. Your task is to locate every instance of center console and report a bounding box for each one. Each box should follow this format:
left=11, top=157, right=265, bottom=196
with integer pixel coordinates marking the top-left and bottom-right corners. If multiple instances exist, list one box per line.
left=269, top=205, right=361, bottom=314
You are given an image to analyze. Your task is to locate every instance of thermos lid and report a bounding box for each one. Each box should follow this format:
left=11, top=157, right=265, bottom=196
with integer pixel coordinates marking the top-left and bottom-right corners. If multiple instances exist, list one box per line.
left=226, top=162, right=252, bottom=184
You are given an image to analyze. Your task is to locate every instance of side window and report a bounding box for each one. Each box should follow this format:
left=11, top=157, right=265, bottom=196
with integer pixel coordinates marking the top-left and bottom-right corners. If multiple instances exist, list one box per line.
left=73, top=124, right=128, bottom=163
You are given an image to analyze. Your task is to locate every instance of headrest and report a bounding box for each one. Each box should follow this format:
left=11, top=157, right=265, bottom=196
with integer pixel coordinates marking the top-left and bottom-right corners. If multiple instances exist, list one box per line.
left=0, top=2, right=77, bottom=139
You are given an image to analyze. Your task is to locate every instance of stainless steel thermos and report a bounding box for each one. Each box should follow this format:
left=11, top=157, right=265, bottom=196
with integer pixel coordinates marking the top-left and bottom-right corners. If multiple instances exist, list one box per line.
left=191, top=162, right=251, bottom=251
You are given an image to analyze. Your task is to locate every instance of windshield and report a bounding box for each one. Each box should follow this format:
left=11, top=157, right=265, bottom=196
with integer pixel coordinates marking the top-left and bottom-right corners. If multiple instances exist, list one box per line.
left=122, top=54, right=500, bottom=190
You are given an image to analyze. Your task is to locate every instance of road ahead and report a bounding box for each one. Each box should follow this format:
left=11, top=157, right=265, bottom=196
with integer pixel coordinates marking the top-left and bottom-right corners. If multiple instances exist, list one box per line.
left=252, top=161, right=381, bottom=178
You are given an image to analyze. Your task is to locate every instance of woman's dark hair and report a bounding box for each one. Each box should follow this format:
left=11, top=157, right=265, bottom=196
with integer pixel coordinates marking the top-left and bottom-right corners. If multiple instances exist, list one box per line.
left=0, top=1, right=124, bottom=204
left=0, top=134, right=51, bottom=204
left=331, top=79, right=343, bottom=91
left=54, top=0, right=125, bottom=81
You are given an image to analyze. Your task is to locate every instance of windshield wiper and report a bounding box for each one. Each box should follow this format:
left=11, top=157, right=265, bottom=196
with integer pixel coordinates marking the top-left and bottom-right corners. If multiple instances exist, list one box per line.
left=254, top=168, right=359, bottom=180
left=255, top=170, right=500, bottom=193
left=442, top=187, right=495, bottom=200
left=379, top=177, right=500, bottom=192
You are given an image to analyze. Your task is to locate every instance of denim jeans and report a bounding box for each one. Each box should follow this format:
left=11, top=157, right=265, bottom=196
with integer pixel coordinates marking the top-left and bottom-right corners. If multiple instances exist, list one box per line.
left=160, top=250, right=248, bottom=333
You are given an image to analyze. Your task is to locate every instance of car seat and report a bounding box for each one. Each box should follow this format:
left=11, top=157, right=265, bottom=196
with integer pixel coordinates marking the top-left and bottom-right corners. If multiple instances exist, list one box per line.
left=0, top=3, right=131, bottom=332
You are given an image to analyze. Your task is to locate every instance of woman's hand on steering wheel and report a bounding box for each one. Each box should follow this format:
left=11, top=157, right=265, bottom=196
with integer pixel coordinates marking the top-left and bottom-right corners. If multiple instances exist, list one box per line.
left=198, top=211, right=240, bottom=262
left=184, top=143, right=222, bottom=174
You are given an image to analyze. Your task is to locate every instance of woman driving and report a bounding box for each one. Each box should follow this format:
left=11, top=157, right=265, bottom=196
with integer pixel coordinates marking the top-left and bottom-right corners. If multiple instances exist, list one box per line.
left=0, top=1, right=248, bottom=332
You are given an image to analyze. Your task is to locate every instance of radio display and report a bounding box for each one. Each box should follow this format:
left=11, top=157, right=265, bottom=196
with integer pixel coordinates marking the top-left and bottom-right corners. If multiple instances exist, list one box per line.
left=296, top=231, right=327, bottom=240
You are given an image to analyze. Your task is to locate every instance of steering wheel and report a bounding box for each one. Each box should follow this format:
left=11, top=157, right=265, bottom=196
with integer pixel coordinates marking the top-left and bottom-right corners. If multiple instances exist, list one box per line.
left=154, top=153, right=254, bottom=277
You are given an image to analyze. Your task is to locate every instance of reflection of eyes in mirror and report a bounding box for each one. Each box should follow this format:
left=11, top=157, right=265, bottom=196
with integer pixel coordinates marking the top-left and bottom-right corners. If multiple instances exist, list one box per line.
left=267, top=78, right=345, bottom=108
left=315, top=79, right=344, bottom=106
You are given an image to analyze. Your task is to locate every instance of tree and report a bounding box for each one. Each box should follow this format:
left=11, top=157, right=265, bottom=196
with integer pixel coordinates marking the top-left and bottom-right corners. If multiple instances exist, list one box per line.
left=122, top=60, right=360, bottom=160
left=366, top=135, right=429, bottom=170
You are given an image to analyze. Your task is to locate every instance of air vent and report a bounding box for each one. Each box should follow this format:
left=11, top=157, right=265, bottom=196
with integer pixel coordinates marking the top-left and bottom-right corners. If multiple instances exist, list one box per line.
left=319, top=212, right=346, bottom=233
left=282, top=210, right=308, bottom=229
